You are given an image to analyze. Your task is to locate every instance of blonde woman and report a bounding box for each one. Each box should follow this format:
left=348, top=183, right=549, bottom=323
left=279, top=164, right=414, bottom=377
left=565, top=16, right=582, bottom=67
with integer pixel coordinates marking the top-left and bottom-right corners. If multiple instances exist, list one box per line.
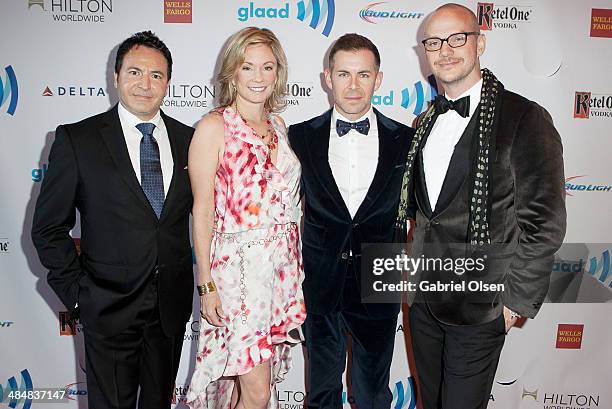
left=186, top=27, right=305, bottom=409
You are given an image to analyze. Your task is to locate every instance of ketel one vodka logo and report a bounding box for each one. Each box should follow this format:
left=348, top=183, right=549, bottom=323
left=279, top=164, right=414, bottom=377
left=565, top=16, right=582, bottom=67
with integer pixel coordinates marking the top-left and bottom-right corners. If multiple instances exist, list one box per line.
left=477, top=3, right=532, bottom=30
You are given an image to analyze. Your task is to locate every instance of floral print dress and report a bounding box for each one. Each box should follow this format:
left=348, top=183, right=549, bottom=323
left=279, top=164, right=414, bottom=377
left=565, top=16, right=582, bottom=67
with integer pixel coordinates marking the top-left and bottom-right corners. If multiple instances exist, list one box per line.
left=187, top=107, right=306, bottom=409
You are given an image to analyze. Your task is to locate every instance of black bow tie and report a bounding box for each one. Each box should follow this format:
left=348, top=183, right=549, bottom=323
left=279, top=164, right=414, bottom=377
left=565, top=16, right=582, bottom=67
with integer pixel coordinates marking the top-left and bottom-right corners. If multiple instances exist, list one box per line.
left=336, top=118, right=370, bottom=137
left=434, top=95, right=470, bottom=118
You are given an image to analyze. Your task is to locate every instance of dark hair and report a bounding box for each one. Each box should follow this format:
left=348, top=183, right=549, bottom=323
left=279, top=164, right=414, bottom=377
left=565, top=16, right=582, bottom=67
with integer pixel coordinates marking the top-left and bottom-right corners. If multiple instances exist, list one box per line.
left=328, top=33, right=381, bottom=70
left=115, top=31, right=173, bottom=79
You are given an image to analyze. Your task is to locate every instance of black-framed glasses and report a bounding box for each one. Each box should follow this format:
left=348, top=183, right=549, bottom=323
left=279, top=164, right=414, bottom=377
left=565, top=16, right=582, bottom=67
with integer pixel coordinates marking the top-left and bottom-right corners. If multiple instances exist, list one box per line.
left=421, top=32, right=480, bottom=52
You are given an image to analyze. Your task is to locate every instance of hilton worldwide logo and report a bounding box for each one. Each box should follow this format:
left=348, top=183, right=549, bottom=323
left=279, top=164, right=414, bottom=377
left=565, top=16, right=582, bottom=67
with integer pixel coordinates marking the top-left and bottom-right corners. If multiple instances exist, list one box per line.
left=28, top=0, right=114, bottom=23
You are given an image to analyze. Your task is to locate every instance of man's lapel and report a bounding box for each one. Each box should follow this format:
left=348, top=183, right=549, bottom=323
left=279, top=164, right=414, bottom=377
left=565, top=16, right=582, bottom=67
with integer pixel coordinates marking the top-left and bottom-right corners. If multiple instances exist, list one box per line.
left=354, top=108, right=404, bottom=219
left=306, top=109, right=351, bottom=218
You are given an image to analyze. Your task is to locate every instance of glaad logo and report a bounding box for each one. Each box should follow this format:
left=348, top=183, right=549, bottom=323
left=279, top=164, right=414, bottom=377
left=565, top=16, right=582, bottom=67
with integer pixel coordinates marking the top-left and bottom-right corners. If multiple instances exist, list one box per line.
left=477, top=2, right=532, bottom=31
left=297, top=0, right=335, bottom=37
left=28, top=0, right=114, bottom=23
left=574, top=91, right=612, bottom=119
left=1, top=65, right=19, bottom=116
left=32, top=164, right=48, bottom=182
left=588, top=249, right=611, bottom=287
left=0, top=369, right=34, bottom=409
left=237, top=1, right=335, bottom=37
left=391, top=377, right=417, bottom=409
left=565, top=176, right=612, bottom=196
left=372, top=76, right=438, bottom=116
left=359, top=2, right=424, bottom=24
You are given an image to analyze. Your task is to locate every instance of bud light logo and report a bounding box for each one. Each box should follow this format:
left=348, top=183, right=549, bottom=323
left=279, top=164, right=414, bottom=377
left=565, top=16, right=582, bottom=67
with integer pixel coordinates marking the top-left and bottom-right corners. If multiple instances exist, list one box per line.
left=0, top=65, right=18, bottom=116
left=565, top=175, right=612, bottom=196
left=0, top=369, right=33, bottom=409
left=63, top=382, right=87, bottom=400
left=392, top=377, right=417, bottom=409
left=372, top=76, right=438, bottom=116
left=359, top=2, right=424, bottom=24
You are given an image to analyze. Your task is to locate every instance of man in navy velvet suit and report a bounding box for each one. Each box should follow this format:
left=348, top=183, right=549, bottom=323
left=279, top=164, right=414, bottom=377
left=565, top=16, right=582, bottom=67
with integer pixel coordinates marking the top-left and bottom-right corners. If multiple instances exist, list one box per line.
left=289, top=33, right=414, bottom=409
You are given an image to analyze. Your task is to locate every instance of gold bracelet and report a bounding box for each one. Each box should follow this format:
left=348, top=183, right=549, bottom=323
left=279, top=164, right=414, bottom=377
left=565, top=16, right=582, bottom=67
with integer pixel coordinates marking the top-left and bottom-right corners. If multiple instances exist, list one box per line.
left=197, top=281, right=217, bottom=296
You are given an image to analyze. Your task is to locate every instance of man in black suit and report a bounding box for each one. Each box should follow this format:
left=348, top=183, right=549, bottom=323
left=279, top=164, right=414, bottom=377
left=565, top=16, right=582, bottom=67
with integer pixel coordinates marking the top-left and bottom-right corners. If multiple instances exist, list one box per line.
left=289, top=34, right=414, bottom=409
left=396, top=4, right=566, bottom=408
left=32, top=31, right=194, bottom=409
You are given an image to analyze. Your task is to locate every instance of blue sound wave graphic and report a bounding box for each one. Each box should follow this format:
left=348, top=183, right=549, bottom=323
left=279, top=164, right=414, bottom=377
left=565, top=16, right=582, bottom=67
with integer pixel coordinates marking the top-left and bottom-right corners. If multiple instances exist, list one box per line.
left=588, top=249, right=611, bottom=287
left=0, top=65, right=19, bottom=116
left=297, top=0, right=335, bottom=37
left=0, top=369, right=33, bottom=409
left=400, top=75, right=438, bottom=115
left=392, top=377, right=417, bottom=409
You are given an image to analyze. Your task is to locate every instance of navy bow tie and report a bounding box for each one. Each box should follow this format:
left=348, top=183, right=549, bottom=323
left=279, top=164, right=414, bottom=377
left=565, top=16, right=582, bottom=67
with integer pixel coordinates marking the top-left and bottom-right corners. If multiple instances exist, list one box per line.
left=336, top=118, right=370, bottom=137
left=434, top=95, right=470, bottom=118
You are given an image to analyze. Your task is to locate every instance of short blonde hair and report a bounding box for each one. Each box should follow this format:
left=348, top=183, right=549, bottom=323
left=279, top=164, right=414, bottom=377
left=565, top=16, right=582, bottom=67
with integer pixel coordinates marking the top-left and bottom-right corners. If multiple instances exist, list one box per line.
left=217, top=27, right=288, bottom=113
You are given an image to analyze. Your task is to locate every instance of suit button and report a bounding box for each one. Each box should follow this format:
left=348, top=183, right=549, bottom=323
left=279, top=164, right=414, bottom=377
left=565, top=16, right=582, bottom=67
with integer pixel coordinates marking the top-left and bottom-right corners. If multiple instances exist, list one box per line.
left=432, top=220, right=440, bottom=226
left=352, top=222, right=359, bottom=228
left=341, top=252, right=348, bottom=260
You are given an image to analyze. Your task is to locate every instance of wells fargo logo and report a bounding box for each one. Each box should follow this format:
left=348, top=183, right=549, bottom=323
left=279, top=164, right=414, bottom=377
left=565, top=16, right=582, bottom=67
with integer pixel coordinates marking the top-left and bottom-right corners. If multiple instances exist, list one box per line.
left=555, top=324, right=584, bottom=349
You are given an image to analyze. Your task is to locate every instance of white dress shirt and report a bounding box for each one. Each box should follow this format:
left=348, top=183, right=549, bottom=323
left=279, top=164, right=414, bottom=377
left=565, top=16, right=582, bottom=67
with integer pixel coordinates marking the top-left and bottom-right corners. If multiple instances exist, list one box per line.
left=117, top=102, right=174, bottom=196
left=328, top=106, right=379, bottom=218
left=423, top=79, right=482, bottom=211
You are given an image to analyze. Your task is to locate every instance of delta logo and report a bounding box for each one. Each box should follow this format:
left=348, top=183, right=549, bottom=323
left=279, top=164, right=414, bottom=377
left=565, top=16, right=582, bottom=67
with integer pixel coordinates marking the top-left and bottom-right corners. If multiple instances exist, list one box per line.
left=164, top=0, right=191, bottom=24
left=573, top=91, right=612, bottom=119
left=237, top=0, right=335, bottom=37
left=556, top=324, right=584, bottom=349
left=565, top=176, right=612, bottom=196
left=590, top=9, right=612, bottom=38
left=27, top=0, right=114, bottom=23
left=477, top=2, right=532, bottom=31
left=1, top=65, right=19, bottom=116
left=372, top=76, right=438, bottom=116
left=358, top=2, right=424, bottom=24
left=42, top=85, right=106, bottom=97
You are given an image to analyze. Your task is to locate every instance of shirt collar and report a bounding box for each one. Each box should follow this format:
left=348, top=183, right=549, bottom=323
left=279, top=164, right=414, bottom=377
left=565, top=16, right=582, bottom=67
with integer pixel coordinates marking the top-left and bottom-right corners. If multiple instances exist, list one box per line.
left=331, top=105, right=375, bottom=129
left=118, top=102, right=162, bottom=131
left=446, top=78, right=482, bottom=118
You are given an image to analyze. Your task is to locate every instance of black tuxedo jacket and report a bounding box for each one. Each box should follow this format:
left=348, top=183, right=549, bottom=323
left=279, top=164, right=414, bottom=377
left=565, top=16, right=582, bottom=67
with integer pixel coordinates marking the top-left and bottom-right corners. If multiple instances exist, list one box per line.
left=409, top=90, right=566, bottom=325
left=289, top=108, right=414, bottom=318
left=32, top=105, right=195, bottom=336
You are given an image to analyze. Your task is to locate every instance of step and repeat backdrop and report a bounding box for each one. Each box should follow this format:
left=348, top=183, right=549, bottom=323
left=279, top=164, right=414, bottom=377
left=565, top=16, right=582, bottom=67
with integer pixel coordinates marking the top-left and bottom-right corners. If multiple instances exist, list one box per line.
left=1, top=0, right=611, bottom=408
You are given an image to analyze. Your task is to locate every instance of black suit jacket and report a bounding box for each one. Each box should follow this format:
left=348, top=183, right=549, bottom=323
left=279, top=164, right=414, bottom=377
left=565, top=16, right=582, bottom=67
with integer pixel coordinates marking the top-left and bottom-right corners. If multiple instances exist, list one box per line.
left=289, top=108, right=414, bottom=318
left=32, top=105, right=195, bottom=336
left=409, top=90, right=567, bottom=325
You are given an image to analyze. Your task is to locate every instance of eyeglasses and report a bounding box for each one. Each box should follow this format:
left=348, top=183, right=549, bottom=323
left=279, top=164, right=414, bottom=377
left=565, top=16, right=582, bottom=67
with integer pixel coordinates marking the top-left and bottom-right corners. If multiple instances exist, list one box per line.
left=421, top=32, right=480, bottom=52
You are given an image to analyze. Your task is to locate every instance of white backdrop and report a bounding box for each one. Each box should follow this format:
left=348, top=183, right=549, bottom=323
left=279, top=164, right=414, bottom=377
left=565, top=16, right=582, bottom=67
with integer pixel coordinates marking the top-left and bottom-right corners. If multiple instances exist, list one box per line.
left=1, top=1, right=611, bottom=408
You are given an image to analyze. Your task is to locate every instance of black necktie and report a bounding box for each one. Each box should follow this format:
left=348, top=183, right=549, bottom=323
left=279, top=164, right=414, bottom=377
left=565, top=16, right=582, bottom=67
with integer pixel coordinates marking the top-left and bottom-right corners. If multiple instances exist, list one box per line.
left=433, top=95, right=470, bottom=118
left=336, top=118, right=370, bottom=137
left=137, top=122, right=164, bottom=219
